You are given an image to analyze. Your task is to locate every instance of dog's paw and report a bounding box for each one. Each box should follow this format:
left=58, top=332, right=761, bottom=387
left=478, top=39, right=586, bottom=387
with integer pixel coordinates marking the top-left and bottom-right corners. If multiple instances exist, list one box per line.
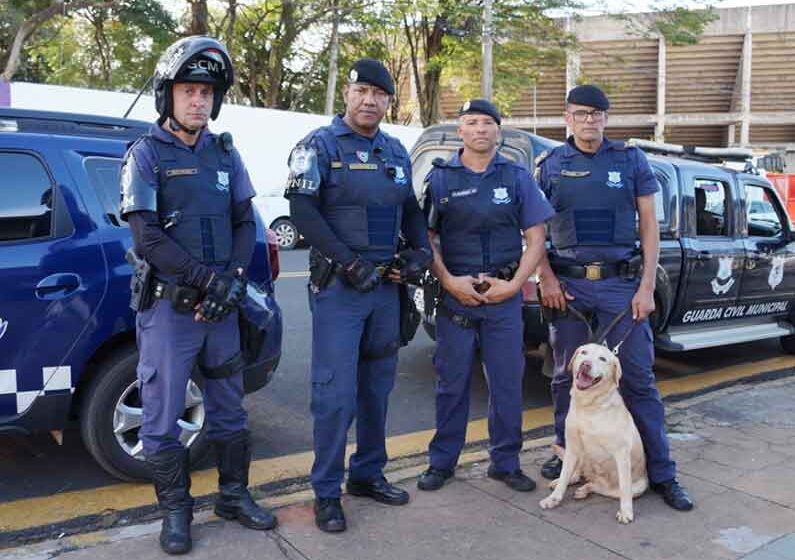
left=539, top=495, right=561, bottom=510
left=573, top=484, right=592, bottom=500
left=616, top=508, right=634, bottom=524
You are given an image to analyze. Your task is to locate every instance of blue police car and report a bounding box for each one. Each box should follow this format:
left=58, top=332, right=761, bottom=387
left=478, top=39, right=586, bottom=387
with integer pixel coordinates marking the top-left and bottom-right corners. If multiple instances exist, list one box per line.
left=0, top=108, right=281, bottom=480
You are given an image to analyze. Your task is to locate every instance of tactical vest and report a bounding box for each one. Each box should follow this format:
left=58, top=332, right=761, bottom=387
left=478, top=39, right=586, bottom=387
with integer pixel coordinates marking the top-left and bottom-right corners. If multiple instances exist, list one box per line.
left=149, top=134, right=234, bottom=266
left=546, top=146, right=637, bottom=250
left=434, top=160, right=523, bottom=276
left=317, top=130, right=412, bottom=263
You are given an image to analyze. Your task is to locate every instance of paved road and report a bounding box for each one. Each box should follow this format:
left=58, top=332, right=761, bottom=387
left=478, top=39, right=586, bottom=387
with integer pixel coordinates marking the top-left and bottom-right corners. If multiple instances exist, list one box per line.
left=0, top=249, right=790, bottom=504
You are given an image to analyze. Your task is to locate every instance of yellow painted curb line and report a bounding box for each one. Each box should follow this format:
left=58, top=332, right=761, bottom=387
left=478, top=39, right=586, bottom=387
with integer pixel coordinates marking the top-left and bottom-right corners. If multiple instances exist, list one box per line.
left=1, top=355, right=793, bottom=533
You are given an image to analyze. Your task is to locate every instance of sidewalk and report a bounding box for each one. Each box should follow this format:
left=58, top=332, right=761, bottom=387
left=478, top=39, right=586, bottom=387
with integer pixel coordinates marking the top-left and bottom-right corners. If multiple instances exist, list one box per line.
left=6, top=376, right=795, bottom=560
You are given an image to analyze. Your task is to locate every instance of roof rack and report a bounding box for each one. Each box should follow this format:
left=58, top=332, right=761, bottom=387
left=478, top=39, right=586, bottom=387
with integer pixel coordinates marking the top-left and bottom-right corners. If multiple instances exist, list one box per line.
left=0, top=108, right=149, bottom=141
left=627, top=138, right=754, bottom=163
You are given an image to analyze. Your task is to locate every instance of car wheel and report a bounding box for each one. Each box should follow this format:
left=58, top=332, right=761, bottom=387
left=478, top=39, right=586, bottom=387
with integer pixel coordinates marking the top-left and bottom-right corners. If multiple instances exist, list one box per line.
left=80, top=345, right=208, bottom=481
left=780, top=334, right=795, bottom=354
left=272, top=218, right=299, bottom=250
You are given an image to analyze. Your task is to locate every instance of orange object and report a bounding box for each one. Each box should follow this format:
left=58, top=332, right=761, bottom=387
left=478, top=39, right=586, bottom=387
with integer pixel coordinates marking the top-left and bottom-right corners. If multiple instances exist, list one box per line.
left=767, top=173, right=795, bottom=223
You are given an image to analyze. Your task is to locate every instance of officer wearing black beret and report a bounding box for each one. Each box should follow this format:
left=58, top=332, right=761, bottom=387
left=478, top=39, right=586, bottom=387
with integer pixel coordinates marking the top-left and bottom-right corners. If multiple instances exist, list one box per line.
left=417, top=98, right=552, bottom=493
left=535, top=84, right=694, bottom=512
left=284, top=58, right=431, bottom=532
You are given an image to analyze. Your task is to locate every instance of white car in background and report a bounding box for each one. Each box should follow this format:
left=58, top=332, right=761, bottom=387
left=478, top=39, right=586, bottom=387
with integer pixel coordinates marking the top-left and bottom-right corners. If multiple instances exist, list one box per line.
left=252, top=194, right=301, bottom=250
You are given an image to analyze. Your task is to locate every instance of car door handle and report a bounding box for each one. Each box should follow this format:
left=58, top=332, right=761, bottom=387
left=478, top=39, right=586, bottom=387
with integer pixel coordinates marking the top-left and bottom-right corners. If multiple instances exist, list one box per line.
left=35, top=273, right=81, bottom=300
left=694, top=251, right=712, bottom=262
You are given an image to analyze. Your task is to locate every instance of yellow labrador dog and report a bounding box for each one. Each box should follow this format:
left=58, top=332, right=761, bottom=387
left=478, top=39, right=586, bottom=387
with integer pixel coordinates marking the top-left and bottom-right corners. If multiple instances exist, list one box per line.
left=539, top=343, right=648, bottom=523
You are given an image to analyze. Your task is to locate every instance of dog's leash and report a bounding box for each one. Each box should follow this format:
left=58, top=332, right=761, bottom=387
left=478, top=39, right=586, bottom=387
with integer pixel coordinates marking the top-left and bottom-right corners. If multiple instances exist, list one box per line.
left=564, top=305, right=636, bottom=355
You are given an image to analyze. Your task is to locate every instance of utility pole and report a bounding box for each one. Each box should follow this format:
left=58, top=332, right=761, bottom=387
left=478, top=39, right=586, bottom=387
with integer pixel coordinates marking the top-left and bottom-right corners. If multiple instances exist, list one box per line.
left=324, top=0, right=340, bottom=115
left=481, top=0, right=493, bottom=101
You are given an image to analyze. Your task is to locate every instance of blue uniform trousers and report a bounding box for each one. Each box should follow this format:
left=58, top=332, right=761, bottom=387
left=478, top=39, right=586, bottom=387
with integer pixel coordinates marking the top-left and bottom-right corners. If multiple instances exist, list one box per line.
left=308, top=279, right=400, bottom=498
left=429, top=292, right=525, bottom=473
left=136, top=300, right=247, bottom=456
left=548, top=276, right=676, bottom=483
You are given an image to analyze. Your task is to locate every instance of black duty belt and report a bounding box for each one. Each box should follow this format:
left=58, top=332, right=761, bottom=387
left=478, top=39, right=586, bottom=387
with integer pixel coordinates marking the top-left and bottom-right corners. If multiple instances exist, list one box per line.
left=437, top=301, right=480, bottom=329
left=551, top=261, right=638, bottom=281
left=152, top=280, right=202, bottom=313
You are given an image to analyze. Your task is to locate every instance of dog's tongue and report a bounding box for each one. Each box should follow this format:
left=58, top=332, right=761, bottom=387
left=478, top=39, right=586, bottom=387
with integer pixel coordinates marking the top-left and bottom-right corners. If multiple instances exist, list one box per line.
left=575, top=362, right=595, bottom=389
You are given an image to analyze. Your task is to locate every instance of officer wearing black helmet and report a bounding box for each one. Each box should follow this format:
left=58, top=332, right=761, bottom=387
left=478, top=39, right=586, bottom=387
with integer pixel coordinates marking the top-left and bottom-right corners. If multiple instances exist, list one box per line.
left=285, top=58, right=431, bottom=533
left=120, top=36, right=276, bottom=555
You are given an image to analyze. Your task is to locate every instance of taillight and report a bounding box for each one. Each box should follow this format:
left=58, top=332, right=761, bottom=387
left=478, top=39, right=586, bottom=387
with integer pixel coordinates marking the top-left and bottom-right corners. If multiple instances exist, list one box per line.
left=266, top=229, right=280, bottom=280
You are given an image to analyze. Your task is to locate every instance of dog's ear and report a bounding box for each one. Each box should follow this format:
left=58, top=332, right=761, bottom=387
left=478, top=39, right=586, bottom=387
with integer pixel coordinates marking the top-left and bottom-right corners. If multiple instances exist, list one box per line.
left=567, top=346, right=582, bottom=375
left=612, top=354, right=623, bottom=383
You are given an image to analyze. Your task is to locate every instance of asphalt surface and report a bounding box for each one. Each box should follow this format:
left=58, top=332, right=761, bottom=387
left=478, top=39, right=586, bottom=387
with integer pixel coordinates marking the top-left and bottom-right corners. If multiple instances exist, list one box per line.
left=0, top=248, right=790, bottom=504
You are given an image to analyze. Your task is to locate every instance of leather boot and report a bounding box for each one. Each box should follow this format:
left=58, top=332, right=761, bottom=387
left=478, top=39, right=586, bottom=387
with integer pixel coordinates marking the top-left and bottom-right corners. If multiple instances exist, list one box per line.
left=147, top=448, right=194, bottom=555
left=212, top=430, right=277, bottom=530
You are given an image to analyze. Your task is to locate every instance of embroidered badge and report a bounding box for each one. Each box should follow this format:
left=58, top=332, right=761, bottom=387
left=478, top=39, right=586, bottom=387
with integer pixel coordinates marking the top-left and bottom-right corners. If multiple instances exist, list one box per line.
left=606, top=171, right=624, bottom=189
left=216, top=171, right=230, bottom=192
left=289, top=145, right=315, bottom=175
left=394, top=165, right=407, bottom=185
left=356, top=150, right=369, bottom=163
left=120, top=156, right=135, bottom=207
left=349, top=69, right=358, bottom=82
left=492, top=187, right=511, bottom=205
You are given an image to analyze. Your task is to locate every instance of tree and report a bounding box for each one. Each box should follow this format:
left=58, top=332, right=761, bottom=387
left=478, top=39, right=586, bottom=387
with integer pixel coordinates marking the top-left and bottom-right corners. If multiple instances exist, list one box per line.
left=188, top=0, right=209, bottom=35
left=2, top=0, right=125, bottom=81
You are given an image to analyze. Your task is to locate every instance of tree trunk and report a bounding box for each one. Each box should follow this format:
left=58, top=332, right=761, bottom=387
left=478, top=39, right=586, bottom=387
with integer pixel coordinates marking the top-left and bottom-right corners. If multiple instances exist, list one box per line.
left=324, top=0, right=340, bottom=115
left=189, top=0, right=209, bottom=35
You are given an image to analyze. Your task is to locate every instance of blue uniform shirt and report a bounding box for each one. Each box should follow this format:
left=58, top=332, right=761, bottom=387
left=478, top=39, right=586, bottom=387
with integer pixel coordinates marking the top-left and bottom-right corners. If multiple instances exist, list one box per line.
left=427, top=150, right=553, bottom=232
left=129, top=124, right=256, bottom=205
left=538, top=136, right=658, bottom=263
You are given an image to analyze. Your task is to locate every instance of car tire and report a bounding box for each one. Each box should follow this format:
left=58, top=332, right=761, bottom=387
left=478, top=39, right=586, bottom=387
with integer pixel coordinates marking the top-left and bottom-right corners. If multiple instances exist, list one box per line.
left=780, top=334, right=795, bottom=354
left=80, top=345, right=209, bottom=481
left=271, top=218, right=299, bottom=250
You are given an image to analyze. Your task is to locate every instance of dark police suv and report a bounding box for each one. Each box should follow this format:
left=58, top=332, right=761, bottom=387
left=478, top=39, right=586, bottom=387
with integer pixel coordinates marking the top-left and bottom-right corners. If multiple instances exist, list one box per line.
left=411, top=125, right=795, bottom=361
left=0, top=108, right=281, bottom=480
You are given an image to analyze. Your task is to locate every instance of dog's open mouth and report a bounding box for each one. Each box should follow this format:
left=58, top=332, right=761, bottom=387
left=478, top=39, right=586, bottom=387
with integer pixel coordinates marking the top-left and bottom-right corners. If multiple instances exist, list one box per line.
left=575, top=362, right=602, bottom=390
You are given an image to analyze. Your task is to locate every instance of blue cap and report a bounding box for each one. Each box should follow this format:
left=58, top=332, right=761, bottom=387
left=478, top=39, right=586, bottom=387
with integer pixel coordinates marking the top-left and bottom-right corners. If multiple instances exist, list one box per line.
left=459, top=98, right=501, bottom=125
left=348, top=58, right=395, bottom=95
left=566, top=84, right=610, bottom=110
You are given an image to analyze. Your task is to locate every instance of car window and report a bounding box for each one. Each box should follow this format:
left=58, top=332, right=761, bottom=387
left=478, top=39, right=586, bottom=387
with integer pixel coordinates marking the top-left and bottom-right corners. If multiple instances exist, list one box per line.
left=84, top=156, right=126, bottom=227
left=745, top=183, right=783, bottom=238
left=694, top=178, right=729, bottom=237
left=0, top=152, right=54, bottom=242
left=652, top=172, right=668, bottom=224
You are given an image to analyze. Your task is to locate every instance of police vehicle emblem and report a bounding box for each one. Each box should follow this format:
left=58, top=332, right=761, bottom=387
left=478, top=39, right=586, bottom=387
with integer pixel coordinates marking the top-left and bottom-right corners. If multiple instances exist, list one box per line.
left=289, top=145, right=314, bottom=175
left=492, top=187, right=511, bottom=205
left=356, top=150, right=369, bottom=163
left=216, top=171, right=230, bottom=192
left=0, top=318, right=7, bottom=341
left=120, top=157, right=135, bottom=207
left=606, top=171, right=623, bottom=189
left=769, top=255, right=785, bottom=290
left=710, top=256, right=735, bottom=295
left=394, top=165, right=407, bottom=185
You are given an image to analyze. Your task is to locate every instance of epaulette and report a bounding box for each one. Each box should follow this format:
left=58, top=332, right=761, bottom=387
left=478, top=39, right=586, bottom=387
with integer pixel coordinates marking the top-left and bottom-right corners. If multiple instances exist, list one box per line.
left=534, top=149, right=551, bottom=168
left=217, top=131, right=234, bottom=153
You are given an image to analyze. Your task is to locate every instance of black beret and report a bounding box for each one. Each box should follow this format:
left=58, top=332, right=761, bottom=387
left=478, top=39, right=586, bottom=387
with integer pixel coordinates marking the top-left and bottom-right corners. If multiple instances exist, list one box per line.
left=348, top=58, right=394, bottom=95
left=566, top=84, right=610, bottom=110
left=459, top=98, right=501, bottom=125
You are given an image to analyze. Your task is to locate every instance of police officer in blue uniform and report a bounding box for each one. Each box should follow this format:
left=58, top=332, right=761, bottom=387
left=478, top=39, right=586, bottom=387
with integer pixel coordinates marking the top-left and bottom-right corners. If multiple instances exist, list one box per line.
left=417, top=99, right=553, bottom=493
left=120, top=36, right=276, bottom=555
left=536, top=84, right=694, bottom=511
left=285, top=59, right=432, bottom=533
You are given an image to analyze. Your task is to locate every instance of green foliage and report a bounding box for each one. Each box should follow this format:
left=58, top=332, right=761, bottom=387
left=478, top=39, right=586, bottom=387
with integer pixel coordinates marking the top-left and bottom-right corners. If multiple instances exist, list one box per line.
left=612, top=1, right=718, bottom=46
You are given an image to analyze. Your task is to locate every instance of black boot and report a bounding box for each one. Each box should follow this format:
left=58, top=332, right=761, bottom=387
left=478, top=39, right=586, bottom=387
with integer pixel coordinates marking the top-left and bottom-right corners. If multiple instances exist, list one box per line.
left=147, top=448, right=194, bottom=555
left=212, top=430, right=277, bottom=530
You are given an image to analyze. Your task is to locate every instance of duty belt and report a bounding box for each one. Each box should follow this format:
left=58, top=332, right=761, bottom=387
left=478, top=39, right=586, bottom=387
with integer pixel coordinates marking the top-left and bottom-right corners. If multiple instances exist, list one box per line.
left=152, top=280, right=202, bottom=313
left=551, top=261, right=638, bottom=281
left=437, top=301, right=480, bottom=329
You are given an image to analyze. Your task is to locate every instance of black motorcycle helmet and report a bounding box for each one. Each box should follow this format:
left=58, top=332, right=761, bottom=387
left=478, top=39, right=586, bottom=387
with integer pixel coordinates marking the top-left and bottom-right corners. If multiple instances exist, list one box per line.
left=153, top=36, right=234, bottom=125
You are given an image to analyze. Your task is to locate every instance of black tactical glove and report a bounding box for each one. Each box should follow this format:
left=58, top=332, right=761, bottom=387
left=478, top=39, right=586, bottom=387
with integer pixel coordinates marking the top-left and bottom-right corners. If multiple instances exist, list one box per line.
left=393, top=247, right=432, bottom=284
left=197, top=269, right=247, bottom=322
left=343, top=257, right=380, bottom=293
